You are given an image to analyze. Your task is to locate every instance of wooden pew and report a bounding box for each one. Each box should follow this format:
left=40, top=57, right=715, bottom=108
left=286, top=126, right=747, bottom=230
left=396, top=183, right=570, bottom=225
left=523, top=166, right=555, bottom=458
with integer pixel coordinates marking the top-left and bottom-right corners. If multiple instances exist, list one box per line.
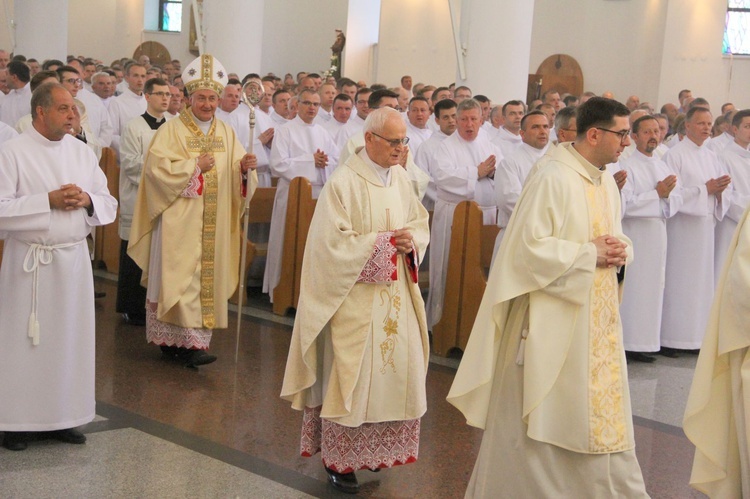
left=273, top=177, right=317, bottom=316
left=94, top=147, right=121, bottom=273
left=432, top=201, right=500, bottom=357
left=230, top=186, right=277, bottom=304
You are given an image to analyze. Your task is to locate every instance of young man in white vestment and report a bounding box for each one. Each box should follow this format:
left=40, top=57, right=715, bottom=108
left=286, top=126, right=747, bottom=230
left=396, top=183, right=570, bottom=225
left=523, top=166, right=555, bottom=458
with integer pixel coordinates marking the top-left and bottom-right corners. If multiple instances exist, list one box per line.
left=263, top=88, right=339, bottom=302
left=281, top=108, right=429, bottom=495
left=414, top=98, right=458, bottom=212
left=404, top=96, right=433, bottom=154
left=0, top=83, right=117, bottom=451
left=447, top=97, right=648, bottom=498
left=619, top=115, right=683, bottom=363
left=661, top=106, right=732, bottom=354
left=321, top=93, right=352, bottom=138
left=492, top=111, right=550, bottom=261
left=116, top=77, right=171, bottom=327
left=427, top=98, right=501, bottom=329
left=490, top=100, right=524, bottom=158
left=128, top=55, right=259, bottom=368
left=684, top=201, right=750, bottom=498
left=108, top=63, right=147, bottom=155
left=714, top=109, right=750, bottom=280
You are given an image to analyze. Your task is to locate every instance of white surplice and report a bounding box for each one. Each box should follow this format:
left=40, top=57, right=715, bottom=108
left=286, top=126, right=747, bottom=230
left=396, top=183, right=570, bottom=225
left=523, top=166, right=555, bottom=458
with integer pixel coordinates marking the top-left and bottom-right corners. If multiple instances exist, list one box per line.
left=661, top=139, right=729, bottom=349
left=77, top=88, right=114, bottom=151
left=107, top=88, right=147, bottom=154
left=405, top=121, right=432, bottom=155
left=716, top=141, right=750, bottom=277
left=0, top=127, right=117, bottom=431
left=707, top=131, right=733, bottom=155
left=216, top=105, right=271, bottom=187
left=0, top=119, right=18, bottom=146
left=620, top=150, right=683, bottom=352
left=490, top=126, right=522, bottom=159
left=413, top=130, right=449, bottom=212
left=263, top=117, right=340, bottom=301
left=0, top=83, right=31, bottom=128
left=427, top=132, right=501, bottom=327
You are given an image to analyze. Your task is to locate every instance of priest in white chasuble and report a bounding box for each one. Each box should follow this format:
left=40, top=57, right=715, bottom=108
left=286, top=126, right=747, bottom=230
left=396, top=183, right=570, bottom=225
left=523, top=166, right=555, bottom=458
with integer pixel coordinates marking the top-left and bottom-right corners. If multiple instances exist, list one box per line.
left=281, top=108, right=429, bottom=495
left=684, top=203, right=750, bottom=498
left=619, top=115, right=683, bottom=361
left=448, top=98, right=648, bottom=498
left=128, top=55, right=259, bottom=369
left=0, top=83, right=117, bottom=451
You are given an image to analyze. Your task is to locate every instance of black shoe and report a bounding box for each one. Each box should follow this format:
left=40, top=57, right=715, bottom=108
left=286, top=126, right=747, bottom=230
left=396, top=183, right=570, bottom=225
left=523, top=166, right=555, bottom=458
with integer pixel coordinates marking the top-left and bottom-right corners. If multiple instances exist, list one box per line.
left=122, top=313, right=146, bottom=326
left=160, top=345, right=179, bottom=358
left=46, top=428, right=86, bottom=445
left=658, top=347, right=680, bottom=358
left=180, top=349, right=217, bottom=369
left=626, top=351, right=656, bottom=363
left=94, top=291, right=106, bottom=299
left=325, top=466, right=359, bottom=494
left=2, top=432, right=29, bottom=451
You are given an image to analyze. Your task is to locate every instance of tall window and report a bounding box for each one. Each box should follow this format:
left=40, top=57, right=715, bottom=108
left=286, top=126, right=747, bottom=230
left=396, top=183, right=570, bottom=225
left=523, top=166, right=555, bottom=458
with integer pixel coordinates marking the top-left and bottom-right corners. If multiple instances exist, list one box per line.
left=724, top=0, right=750, bottom=55
left=159, top=0, right=183, bottom=32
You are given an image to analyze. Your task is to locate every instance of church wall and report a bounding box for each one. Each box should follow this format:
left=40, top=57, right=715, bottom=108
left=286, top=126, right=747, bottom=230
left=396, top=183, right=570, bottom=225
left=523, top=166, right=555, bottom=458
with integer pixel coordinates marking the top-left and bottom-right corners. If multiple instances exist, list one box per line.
left=0, top=3, right=11, bottom=52
left=529, top=0, right=669, bottom=107
left=259, top=0, right=349, bottom=77
left=375, top=0, right=458, bottom=88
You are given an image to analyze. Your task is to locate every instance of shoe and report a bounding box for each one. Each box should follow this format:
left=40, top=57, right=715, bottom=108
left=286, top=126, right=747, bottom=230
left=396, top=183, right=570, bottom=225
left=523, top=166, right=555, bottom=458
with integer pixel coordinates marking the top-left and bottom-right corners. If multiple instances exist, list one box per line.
left=122, top=313, right=146, bottom=326
left=325, top=466, right=359, bottom=494
left=180, top=349, right=217, bottom=369
left=46, top=428, right=86, bottom=445
left=2, top=432, right=29, bottom=451
left=658, top=347, right=680, bottom=358
left=626, top=351, right=656, bottom=363
left=94, top=291, right=106, bottom=299
left=160, top=345, right=179, bottom=358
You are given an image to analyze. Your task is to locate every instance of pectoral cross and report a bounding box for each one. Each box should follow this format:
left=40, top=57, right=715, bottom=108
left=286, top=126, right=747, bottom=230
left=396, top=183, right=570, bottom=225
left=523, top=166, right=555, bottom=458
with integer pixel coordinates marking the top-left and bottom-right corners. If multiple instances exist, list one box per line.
left=186, top=135, right=225, bottom=153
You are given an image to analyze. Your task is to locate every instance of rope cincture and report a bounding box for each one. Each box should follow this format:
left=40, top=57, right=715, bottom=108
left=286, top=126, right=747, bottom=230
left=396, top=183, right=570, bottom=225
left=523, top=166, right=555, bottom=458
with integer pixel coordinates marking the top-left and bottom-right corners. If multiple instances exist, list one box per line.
left=22, top=240, right=85, bottom=346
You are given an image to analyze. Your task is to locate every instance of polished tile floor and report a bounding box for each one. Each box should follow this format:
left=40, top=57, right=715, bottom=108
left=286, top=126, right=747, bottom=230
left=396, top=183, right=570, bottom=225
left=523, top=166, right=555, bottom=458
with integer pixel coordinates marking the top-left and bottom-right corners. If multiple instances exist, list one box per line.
left=0, top=277, right=706, bottom=498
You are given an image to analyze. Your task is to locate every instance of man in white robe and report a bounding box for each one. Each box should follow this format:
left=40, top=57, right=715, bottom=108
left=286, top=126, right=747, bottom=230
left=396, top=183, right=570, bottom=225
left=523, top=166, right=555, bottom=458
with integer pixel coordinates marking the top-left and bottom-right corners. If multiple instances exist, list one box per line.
left=116, top=77, right=170, bottom=326
left=334, top=87, right=370, bottom=147
left=269, top=89, right=291, bottom=126
left=321, top=94, right=352, bottom=138
left=620, top=115, right=683, bottom=362
left=492, top=111, right=550, bottom=261
left=706, top=110, right=736, bottom=155
left=312, top=83, right=335, bottom=125
left=447, top=97, right=647, bottom=497
left=405, top=96, right=432, bottom=154
left=427, top=98, right=501, bottom=329
left=108, top=63, right=147, bottom=155
left=0, top=61, right=31, bottom=127
left=490, top=100, right=524, bottom=158
left=684, top=203, right=750, bottom=498
left=281, top=108, right=429, bottom=494
left=715, top=109, right=750, bottom=276
left=661, top=106, right=731, bottom=353
left=263, top=89, right=339, bottom=302
left=0, top=83, right=117, bottom=450
left=414, top=99, right=457, bottom=212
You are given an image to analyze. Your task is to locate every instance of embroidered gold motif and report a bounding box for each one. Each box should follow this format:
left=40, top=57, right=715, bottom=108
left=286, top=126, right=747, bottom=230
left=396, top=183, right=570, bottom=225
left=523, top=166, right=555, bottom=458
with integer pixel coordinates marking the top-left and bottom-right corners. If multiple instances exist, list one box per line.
left=379, top=285, right=401, bottom=374
left=186, top=136, right=225, bottom=153
left=583, top=179, right=628, bottom=453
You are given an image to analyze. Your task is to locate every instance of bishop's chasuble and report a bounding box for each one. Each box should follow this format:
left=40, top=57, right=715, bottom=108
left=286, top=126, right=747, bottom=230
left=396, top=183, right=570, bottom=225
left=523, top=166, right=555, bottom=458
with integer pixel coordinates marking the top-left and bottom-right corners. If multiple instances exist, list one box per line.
left=447, top=143, right=647, bottom=498
left=128, top=109, right=258, bottom=348
left=281, top=148, right=430, bottom=473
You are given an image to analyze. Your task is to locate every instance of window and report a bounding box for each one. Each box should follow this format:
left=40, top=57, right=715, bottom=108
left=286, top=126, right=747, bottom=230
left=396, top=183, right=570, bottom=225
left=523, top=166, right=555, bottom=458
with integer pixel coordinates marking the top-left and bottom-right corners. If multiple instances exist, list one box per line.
left=159, top=0, right=183, bottom=32
left=724, top=0, right=750, bottom=55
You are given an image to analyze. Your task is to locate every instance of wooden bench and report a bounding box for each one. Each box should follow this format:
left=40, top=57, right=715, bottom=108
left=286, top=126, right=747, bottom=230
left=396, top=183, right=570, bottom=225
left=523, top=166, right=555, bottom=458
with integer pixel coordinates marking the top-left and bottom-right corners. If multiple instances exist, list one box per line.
left=230, top=186, right=277, bottom=304
left=273, top=177, right=317, bottom=316
left=94, top=147, right=121, bottom=273
left=432, top=201, right=500, bottom=357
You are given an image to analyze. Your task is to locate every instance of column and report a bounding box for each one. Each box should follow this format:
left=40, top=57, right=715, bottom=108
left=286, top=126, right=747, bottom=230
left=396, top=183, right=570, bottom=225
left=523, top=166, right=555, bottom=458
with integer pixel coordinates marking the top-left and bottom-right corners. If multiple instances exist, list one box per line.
left=202, top=0, right=264, bottom=76
left=457, top=0, right=535, bottom=103
left=14, top=0, right=68, bottom=62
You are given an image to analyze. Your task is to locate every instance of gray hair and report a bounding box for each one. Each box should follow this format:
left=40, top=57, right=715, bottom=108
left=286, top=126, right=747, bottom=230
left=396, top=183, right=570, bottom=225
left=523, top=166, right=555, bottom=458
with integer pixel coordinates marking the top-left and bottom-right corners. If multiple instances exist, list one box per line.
left=555, top=106, right=576, bottom=130
left=31, top=82, right=64, bottom=119
left=364, top=107, right=401, bottom=134
left=457, top=98, right=481, bottom=115
left=91, top=71, right=110, bottom=84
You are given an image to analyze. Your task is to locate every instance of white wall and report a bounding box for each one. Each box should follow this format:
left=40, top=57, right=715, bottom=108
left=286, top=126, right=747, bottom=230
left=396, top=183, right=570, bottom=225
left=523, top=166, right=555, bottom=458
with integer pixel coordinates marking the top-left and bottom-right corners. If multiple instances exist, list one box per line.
left=0, top=2, right=13, bottom=53
left=375, top=0, right=457, bottom=88
left=342, top=0, right=381, bottom=83
left=260, top=0, right=348, bottom=77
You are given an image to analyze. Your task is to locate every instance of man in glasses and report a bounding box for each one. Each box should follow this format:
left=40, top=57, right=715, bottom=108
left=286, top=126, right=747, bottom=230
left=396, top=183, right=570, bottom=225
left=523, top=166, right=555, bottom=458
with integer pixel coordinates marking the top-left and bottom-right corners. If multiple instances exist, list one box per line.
left=128, top=55, right=258, bottom=368
left=117, top=77, right=171, bottom=327
left=427, top=98, right=501, bottom=330
left=264, top=88, right=339, bottom=303
left=449, top=97, right=648, bottom=497
left=108, top=62, right=147, bottom=156
left=661, top=106, right=732, bottom=356
left=282, top=107, right=429, bottom=494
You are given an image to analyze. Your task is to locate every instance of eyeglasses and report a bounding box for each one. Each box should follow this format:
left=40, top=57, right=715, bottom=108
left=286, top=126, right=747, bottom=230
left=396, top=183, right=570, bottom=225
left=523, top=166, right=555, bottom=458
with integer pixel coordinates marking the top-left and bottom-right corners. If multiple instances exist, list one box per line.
left=596, top=127, right=631, bottom=143
left=371, top=132, right=409, bottom=147
left=64, top=78, right=82, bottom=86
left=148, top=91, right=171, bottom=98
left=300, top=101, right=321, bottom=107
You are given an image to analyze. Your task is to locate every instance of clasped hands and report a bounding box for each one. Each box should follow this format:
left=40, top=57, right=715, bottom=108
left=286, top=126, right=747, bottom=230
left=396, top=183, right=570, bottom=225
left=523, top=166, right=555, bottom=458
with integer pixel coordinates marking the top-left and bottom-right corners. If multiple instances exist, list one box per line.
left=48, top=184, right=91, bottom=211
left=393, top=228, right=415, bottom=255
left=593, top=234, right=628, bottom=268
left=197, top=153, right=257, bottom=173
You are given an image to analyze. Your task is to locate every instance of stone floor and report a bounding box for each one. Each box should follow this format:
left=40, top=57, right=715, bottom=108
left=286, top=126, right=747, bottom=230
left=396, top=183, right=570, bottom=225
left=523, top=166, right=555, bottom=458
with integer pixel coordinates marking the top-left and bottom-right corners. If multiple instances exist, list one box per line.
left=0, top=277, right=706, bottom=498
